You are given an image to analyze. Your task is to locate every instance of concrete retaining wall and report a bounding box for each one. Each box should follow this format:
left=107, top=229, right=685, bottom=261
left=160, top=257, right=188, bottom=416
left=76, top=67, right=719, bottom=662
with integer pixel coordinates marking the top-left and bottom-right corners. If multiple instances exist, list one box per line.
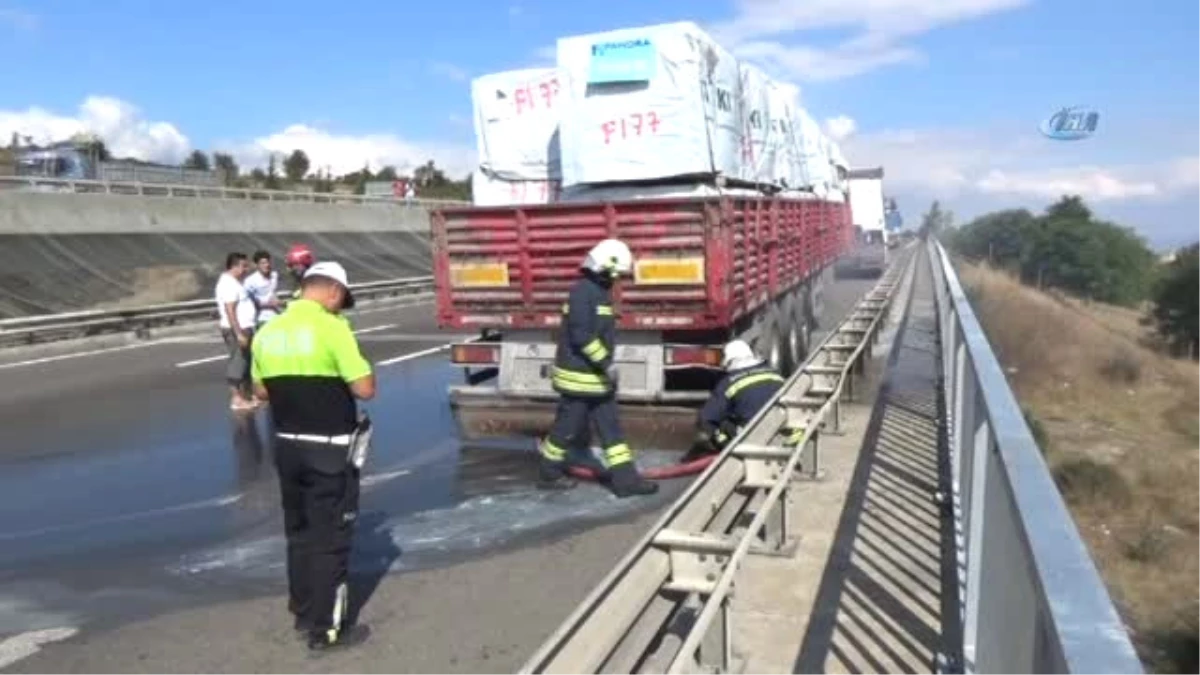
left=0, top=192, right=437, bottom=317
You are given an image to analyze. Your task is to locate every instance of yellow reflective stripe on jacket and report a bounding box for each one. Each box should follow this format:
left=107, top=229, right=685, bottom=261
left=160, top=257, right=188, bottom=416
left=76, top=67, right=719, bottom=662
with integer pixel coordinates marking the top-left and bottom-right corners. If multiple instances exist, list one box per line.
left=725, top=372, right=785, bottom=399
left=551, top=366, right=610, bottom=394
left=561, top=303, right=614, bottom=317
left=604, top=443, right=633, bottom=467
left=581, top=338, right=609, bottom=363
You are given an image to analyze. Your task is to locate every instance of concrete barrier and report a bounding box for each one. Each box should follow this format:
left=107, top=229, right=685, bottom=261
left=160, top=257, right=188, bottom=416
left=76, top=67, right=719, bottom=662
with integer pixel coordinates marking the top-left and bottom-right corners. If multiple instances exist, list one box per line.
left=0, top=192, right=436, bottom=317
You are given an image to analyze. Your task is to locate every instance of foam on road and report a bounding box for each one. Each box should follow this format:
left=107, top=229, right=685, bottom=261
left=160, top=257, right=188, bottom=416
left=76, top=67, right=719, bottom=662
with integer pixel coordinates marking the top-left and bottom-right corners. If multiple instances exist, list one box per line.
left=0, top=273, right=882, bottom=672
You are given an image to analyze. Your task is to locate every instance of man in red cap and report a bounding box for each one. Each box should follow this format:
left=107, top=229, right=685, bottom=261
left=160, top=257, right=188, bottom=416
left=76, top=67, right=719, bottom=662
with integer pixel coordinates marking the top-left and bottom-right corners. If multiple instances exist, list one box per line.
left=285, top=244, right=316, bottom=299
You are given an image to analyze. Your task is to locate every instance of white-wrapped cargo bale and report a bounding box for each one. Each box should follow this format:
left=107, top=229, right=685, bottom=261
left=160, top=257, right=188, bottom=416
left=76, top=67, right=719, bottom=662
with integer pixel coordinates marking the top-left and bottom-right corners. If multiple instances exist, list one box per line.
left=767, top=81, right=803, bottom=189
left=737, top=64, right=773, bottom=185
left=471, top=68, right=563, bottom=181
left=556, top=21, right=743, bottom=186
left=794, top=107, right=832, bottom=195
left=471, top=169, right=562, bottom=207
left=559, top=182, right=761, bottom=203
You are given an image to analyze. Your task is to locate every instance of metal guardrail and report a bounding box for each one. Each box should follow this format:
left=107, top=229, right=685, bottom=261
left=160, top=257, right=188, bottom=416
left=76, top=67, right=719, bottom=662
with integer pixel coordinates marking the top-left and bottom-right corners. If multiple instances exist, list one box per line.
left=928, top=239, right=1142, bottom=673
left=0, top=175, right=470, bottom=207
left=521, top=253, right=914, bottom=674
left=0, top=276, right=434, bottom=346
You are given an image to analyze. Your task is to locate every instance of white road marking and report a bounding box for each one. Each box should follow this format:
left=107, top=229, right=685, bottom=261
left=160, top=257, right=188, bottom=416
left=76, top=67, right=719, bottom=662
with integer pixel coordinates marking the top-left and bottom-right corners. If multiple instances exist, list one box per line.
left=376, top=336, right=482, bottom=367
left=174, top=323, right=399, bottom=368
left=360, top=468, right=413, bottom=487
left=0, top=627, right=79, bottom=669
left=0, top=339, right=180, bottom=371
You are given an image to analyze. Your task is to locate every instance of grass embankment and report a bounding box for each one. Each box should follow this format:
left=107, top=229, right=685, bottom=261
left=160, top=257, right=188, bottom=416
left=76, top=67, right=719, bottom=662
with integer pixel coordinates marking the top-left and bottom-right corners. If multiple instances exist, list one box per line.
left=958, top=262, right=1198, bottom=674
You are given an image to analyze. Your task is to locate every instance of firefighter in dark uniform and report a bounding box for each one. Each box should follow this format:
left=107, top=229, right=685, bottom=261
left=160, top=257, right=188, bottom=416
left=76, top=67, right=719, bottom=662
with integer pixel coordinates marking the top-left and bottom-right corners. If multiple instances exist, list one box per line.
left=284, top=243, right=316, bottom=299
left=693, top=340, right=785, bottom=455
left=251, top=261, right=375, bottom=652
left=538, top=238, right=658, bottom=498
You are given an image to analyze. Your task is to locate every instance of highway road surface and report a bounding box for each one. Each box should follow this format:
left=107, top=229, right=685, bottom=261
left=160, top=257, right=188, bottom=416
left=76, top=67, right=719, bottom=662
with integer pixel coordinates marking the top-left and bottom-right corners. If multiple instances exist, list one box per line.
left=0, top=275, right=878, bottom=673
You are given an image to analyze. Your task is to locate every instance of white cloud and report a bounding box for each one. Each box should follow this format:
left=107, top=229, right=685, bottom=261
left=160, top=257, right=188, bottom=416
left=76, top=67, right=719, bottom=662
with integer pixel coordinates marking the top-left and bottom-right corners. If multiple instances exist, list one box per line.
left=0, top=95, right=477, bottom=179
left=838, top=120, right=1199, bottom=244
left=230, top=123, right=476, bottom=179
left=824, top=115, right=858, bottom=141
left=976, top=167, right=1160, bottom=202
left=709, top=0, right=1029, bottom=81
left=0, top=96, right=190, bottom=164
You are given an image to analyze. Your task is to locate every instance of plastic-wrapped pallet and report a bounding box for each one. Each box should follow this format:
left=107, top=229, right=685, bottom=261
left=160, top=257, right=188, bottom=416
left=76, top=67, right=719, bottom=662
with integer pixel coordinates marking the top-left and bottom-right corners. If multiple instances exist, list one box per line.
left=471, top=169, right=562, bottom=207
left=767, top=81, right=803, bottom=189
left=737, top=63, right=773, bottom=185
left=556, top=21, right=743, bottom=186
left=471, top=68, right=563, bottom=181
left=794, top=106, right=832, bottom=195
left=559, top=182, right=762, bottom=203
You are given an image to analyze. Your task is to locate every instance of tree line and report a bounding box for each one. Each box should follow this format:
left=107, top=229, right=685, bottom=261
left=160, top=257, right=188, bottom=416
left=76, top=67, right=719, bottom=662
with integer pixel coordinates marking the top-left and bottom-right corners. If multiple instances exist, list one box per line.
left=923, top=195, right=1198, bottom=358
left=182, top=148, right=471, bottom=201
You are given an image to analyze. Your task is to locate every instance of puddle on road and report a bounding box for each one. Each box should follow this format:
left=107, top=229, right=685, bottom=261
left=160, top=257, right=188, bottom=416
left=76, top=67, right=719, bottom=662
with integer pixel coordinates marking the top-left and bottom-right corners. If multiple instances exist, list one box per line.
left=0, top=353, right=694, bottom=639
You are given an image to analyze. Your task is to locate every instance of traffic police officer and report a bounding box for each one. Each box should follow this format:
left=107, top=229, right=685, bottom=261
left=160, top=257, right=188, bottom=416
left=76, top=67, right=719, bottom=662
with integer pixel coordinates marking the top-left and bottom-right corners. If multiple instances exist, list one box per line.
left=694, top=340, right=785, bottom=455
left=251, top=261, right=375, bottom=652
left=284, top=243, right=316, bottom=299
left=538, top=239, right=658, bottom=498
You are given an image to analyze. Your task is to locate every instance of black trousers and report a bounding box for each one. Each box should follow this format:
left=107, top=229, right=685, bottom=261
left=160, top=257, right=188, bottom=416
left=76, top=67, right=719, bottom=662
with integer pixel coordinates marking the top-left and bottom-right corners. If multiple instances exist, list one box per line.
left=273, top=437, right=360, bottom=636
left=543, top=394, right=634, bottom=468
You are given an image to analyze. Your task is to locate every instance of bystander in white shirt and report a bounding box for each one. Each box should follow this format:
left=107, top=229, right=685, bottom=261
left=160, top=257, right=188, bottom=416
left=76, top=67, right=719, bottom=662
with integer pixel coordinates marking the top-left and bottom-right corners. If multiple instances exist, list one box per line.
left=243, top=268, right=281, bottom=324
left=215, top=272, right=257, bottom=331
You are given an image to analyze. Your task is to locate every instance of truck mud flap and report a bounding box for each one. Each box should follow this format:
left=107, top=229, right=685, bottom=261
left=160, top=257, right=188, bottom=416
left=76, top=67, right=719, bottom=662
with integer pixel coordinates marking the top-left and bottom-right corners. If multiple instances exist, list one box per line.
left=450, top=391, right=702, bottom=451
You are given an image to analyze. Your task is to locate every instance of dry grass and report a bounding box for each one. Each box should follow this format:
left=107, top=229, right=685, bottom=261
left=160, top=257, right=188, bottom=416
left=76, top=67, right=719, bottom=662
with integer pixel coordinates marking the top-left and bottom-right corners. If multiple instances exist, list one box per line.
left=959, top=262, right=1199, bottom=673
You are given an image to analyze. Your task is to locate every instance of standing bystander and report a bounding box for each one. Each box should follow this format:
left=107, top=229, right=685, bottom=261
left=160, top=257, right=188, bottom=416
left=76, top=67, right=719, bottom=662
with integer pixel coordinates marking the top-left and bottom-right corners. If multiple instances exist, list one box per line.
left=215, top=252, right=258, bottom=411
left=244, top=250, right=282, bottom=325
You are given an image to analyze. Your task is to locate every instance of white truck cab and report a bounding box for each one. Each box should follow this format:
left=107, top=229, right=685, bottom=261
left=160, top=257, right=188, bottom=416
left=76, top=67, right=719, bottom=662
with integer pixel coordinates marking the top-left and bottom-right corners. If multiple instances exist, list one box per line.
left=843, top=167, right=889, bottom=277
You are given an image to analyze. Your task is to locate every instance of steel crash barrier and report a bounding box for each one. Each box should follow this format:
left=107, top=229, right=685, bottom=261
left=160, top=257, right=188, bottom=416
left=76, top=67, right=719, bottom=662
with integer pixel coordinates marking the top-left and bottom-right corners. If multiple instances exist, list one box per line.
left=928, top=239, right=1142, bottom=674
left=0, top=175, right=470, bottom=207
left=520, top=251, right=915, bottom=675
left=0, top=276, right=435, bottom=346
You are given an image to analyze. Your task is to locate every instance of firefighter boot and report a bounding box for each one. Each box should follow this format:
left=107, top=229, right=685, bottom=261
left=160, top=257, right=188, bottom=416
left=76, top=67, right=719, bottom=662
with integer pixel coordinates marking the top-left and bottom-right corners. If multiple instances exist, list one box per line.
left=608, top=462, right=658, bottom=498
left=537, top=459, right=578, bottom=490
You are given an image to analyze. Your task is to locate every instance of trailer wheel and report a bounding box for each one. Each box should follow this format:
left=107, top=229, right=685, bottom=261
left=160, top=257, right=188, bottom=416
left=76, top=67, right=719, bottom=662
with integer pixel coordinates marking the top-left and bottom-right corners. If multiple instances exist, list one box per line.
left=757, top=322, right=786, bottom=377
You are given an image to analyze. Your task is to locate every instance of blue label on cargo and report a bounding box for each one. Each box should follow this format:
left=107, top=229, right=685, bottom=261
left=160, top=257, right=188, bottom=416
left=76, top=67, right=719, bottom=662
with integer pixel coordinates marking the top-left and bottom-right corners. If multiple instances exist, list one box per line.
left=588, top=38, right=656, bottom=83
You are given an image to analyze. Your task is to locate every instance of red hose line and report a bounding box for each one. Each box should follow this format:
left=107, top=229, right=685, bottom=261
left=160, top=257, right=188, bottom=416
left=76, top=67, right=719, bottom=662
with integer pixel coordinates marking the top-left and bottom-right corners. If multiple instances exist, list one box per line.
left=565, top=453, right=718, bottom=482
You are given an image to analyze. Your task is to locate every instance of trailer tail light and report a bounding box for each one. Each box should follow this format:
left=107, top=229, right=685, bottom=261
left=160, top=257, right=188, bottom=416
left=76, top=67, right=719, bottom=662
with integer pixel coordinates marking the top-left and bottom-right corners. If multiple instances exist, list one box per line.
left=633, top=257, right=706, bottom=286
left=665, top=345, right=723, bottom=369
left=451, top=343, right=500, bottom=365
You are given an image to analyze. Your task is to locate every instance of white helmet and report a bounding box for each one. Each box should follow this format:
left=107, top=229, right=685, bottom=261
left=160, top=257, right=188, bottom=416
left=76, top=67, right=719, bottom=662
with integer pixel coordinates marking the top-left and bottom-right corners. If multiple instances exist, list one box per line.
left=582, top=238, right=634, bottom=277
left=721, top=339, right=761, bottom=371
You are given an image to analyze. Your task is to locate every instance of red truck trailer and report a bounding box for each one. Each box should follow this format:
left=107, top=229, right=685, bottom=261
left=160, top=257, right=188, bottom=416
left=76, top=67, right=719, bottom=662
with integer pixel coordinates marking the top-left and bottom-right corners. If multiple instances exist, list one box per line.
left=431, top=192, right=854, bottom=447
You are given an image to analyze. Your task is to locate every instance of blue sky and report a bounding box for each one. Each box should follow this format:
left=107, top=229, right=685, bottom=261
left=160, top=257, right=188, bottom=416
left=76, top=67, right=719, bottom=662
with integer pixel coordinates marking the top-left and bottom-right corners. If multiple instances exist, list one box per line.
left=1, top=0, right=1197, bottom=247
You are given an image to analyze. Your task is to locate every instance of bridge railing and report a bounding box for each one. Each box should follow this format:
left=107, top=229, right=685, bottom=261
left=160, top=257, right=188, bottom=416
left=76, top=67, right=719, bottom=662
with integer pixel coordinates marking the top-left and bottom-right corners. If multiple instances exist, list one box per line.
left=928, top=238, right=1142, bottom=673
left=0, top=276, right=434, bottom=347
left=0, top=175, right=470, bottom=207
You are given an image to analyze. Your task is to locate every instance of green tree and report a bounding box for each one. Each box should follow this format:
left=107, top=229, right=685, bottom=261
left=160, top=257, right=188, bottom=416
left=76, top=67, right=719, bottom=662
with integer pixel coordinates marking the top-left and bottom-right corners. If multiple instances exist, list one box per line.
left=283, top=149, right=310, bottom=183
left=375, top=165, right=399, bottom=182
left=211, top=152, right=239, bottom=186
left=950, top=208, right=1037, bottom=268
left=183, top=150, right=211, bottom=171
left=1150, top=244, right=1199, bottom=357
left=920, top=200, right=954, bottom=239
left=264, top=154, right=281, bottom=189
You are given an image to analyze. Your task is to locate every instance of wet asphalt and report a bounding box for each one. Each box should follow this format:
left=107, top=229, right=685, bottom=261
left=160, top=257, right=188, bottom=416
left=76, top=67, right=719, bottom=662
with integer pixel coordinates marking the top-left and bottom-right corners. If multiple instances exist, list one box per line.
left=0, top=274, right=880, bottom=672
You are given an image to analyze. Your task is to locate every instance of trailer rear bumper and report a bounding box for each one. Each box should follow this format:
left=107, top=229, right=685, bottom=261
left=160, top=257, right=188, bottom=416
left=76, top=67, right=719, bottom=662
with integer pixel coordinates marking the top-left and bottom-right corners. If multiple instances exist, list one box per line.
left=448, top=385, right=708, bottom=450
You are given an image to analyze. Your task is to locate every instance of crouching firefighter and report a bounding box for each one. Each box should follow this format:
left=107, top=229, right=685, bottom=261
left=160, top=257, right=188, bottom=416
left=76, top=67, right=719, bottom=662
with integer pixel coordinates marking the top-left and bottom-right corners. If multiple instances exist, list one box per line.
left=537, top=238, right=659, bottom=498
left=693, top=340, right=786, bottom=456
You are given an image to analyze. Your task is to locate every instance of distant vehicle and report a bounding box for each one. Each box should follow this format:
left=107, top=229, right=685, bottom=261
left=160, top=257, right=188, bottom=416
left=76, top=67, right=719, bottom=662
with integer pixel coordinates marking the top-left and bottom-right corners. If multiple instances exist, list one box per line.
left=14, top=143, right=224, bottom=187
left=841, top=167, right=890, bottom=277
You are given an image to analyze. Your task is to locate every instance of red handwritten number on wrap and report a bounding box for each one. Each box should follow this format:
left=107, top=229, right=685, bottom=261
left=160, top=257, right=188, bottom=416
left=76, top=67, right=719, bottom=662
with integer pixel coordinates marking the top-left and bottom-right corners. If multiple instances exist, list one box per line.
left=513, top=78, right=560, bottom=115
left=601, top=112, right=662, bottom=144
